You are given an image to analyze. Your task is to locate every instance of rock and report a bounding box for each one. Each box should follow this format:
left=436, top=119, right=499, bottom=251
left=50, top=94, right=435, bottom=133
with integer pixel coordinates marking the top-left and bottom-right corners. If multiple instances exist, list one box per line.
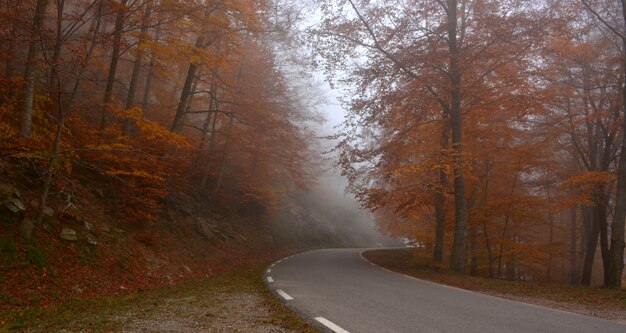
left=114, top=227, right=125, bottom=233
left=183, top=265, right=192, bottom=273
left=43, top=206, right=54, bottom=217
left=84, top=221, right=93, bottom=231
left=86, top=233, right=98, bottom=245
left=195, top=218, right=215, bottom=240
left=4, top=197, right=25, bottom=213
left=71, top=284, right=83, bottom=294
left=60, top=228, right=78, bottom=241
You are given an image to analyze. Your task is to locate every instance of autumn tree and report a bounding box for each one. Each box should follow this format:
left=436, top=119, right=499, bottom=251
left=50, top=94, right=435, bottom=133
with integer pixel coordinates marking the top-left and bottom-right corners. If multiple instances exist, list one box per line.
left=314, top=0, right=547, bottom=272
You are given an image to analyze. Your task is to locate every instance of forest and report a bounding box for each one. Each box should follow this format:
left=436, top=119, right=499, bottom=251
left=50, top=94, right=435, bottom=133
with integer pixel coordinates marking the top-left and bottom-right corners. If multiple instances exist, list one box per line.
left=314, top=0, right=626, bottom=288
left=0, top=0, right=323, bottom=241
left=0, top=0, right=625, bottom=310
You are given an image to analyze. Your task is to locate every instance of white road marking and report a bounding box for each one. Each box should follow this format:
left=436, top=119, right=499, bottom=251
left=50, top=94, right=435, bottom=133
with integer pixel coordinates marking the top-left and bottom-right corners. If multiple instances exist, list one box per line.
left=315, top=317, right=350, bottom=333
left=267, top=276, right=274, bottom=283
left=266, top=268, right=271, bottom=274
left=271, top=263, right=275, bottom=267
left=276, top=289, right=293, bottom=300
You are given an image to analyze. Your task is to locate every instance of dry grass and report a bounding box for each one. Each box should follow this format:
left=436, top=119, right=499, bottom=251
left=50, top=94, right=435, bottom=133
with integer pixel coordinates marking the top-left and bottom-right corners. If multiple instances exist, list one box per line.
left=364, top=248, right=626, bottom=322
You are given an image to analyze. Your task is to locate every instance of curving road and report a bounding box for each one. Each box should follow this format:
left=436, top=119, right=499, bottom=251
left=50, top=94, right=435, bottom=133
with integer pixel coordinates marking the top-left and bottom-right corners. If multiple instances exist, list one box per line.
left=265, top=248, right=626, bottom=333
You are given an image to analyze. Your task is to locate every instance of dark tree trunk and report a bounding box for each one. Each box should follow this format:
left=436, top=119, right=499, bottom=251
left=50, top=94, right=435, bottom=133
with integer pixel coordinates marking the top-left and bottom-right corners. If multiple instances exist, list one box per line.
left=201, top=111, right=220, bottom=189
left=48, top=0, right=65, bottom=88
left=434, top=125, right=449, bottom=265
left=607, top=0, right=626, bottom=288
left=123, top=1, right=152, bottom=134
left=20, top=0, right=49, bottom=139
left=213, top=115, right=234, bottom=196
left=570, top=207, right=579, bottom=284
left=100, top=0, right=128, bottom=134
left=483, top=222, right=494, bottom=278
left=581, top=206, right=599, bottom=286
left=141, top=26, right=160, bottom=112
left=447, top=0, right=469, bottom=273
left=171, top=33, right=205, bottom=133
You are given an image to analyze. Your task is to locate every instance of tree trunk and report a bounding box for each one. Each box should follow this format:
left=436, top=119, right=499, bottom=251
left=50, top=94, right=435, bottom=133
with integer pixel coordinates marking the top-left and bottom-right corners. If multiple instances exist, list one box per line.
left=48, top=0, right=65, bottom=88
left=100, top=0, right=128, bottom=134
left=20, top=0, right=49, bottom=139
left=570, top=207, right=579, bottom=284
left=21, top=0, right=104, bottom=239
left=594, top=197, right=610, bottom=286
left=546, top=182, right=554, bottom=282
left=434, top=124, right=449, bottom=265
left=123, top=1, right=152, bottom=134
left=200, top=111, right=220, bottom=189
left=213, top=115, right=234, bottom=196
left=483, top=222, right=494, bottom=278
left=141, top=26, right=160, bottom=112
left=497, top=168, right=520, bottom=279
left=171, top=65, right=198, bottom=132
left=171, top=32, right=205, bottom=133
left=581, top=206, right=599, bottom=286
left=470, top=225, right=478, bottom=276
left=606, top=0, right=626, bottom=288
left=447, top=0, right=469, bottom=273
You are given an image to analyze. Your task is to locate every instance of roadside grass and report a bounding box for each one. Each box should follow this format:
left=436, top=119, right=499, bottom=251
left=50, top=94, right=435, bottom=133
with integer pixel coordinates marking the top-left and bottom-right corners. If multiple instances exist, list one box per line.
left=1, top=260, right=318, bottom=332
left=364, top=248, right=626, bottom=321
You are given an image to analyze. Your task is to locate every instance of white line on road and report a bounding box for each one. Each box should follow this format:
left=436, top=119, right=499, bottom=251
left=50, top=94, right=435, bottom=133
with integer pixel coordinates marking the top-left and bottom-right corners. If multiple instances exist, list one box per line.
left=266, top=268, right=271, bottom=274
left=315, top=317, right=350, bottom=333
left=276, top=289, right=293, bottom=300
left=271, top=263, right=275, bottom=267
left=267, top=276, right=274, bottom=283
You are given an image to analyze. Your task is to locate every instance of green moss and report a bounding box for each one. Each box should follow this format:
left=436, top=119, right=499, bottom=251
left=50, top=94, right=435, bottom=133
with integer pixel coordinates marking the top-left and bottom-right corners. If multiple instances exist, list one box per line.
left=26, top=247, right=46, bottom=267
left=0, top=236, right=17, bottom=266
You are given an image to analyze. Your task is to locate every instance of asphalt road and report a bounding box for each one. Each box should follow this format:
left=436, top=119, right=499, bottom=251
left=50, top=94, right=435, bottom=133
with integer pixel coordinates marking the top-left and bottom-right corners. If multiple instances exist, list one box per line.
left=265, top=248, right=626, bottom=333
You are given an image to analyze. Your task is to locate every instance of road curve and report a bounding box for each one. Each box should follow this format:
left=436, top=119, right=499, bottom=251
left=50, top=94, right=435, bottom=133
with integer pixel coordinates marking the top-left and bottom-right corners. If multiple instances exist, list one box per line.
left=265, top=248, right=626, bottom=333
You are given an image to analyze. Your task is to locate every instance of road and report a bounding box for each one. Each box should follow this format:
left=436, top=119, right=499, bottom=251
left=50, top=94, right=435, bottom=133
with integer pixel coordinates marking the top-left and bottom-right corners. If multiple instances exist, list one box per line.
left=265, top=248, right=626, bottom=333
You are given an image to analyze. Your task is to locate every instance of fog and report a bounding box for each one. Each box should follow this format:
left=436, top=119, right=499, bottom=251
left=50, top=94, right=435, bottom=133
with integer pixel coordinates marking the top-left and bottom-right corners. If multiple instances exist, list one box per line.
left=269, top=75, right=398, bottom=248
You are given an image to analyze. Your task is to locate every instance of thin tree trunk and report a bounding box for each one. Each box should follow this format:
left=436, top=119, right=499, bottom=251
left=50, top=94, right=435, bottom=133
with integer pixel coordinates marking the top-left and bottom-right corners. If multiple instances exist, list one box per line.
left=595, top=197, right=610, bottom=286
left=200, top=111, right=220, bottom=189
left=22, top=0, right=104, bottom=239
left=213, top=115, right=234, bottom=196
left=171, top=63, right=199, bottom=132
left=48, top=0, right=65, bottom=87
left=546, top=182, right=554, bottom=282
left=496, top=167, right=520, bottom=279
left=100, top=0, right=128, bottom=134
left=470, top=225, right=478, bottom=276
left=171, top=31, right=206, bottom=132
left=570, top=207, right=578, bottom=284
left=483, top=222, right=494, bottom=278
left=123, top=1, right=152, bottom=134
left=141, top=26, right=160, bottom=112
left=20, top=0, right=49, bottom=139
left=434, top=124, right=449, bottom=265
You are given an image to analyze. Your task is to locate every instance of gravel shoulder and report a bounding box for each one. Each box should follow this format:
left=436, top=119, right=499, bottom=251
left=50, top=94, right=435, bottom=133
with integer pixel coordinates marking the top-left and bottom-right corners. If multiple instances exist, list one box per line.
left=2, top=261, right=318, bottom=332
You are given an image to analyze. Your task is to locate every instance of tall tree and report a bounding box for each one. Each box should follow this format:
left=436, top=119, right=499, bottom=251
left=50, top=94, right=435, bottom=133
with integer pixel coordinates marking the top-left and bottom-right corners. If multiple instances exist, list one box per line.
left=20, top=0, right=49, bottom=139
